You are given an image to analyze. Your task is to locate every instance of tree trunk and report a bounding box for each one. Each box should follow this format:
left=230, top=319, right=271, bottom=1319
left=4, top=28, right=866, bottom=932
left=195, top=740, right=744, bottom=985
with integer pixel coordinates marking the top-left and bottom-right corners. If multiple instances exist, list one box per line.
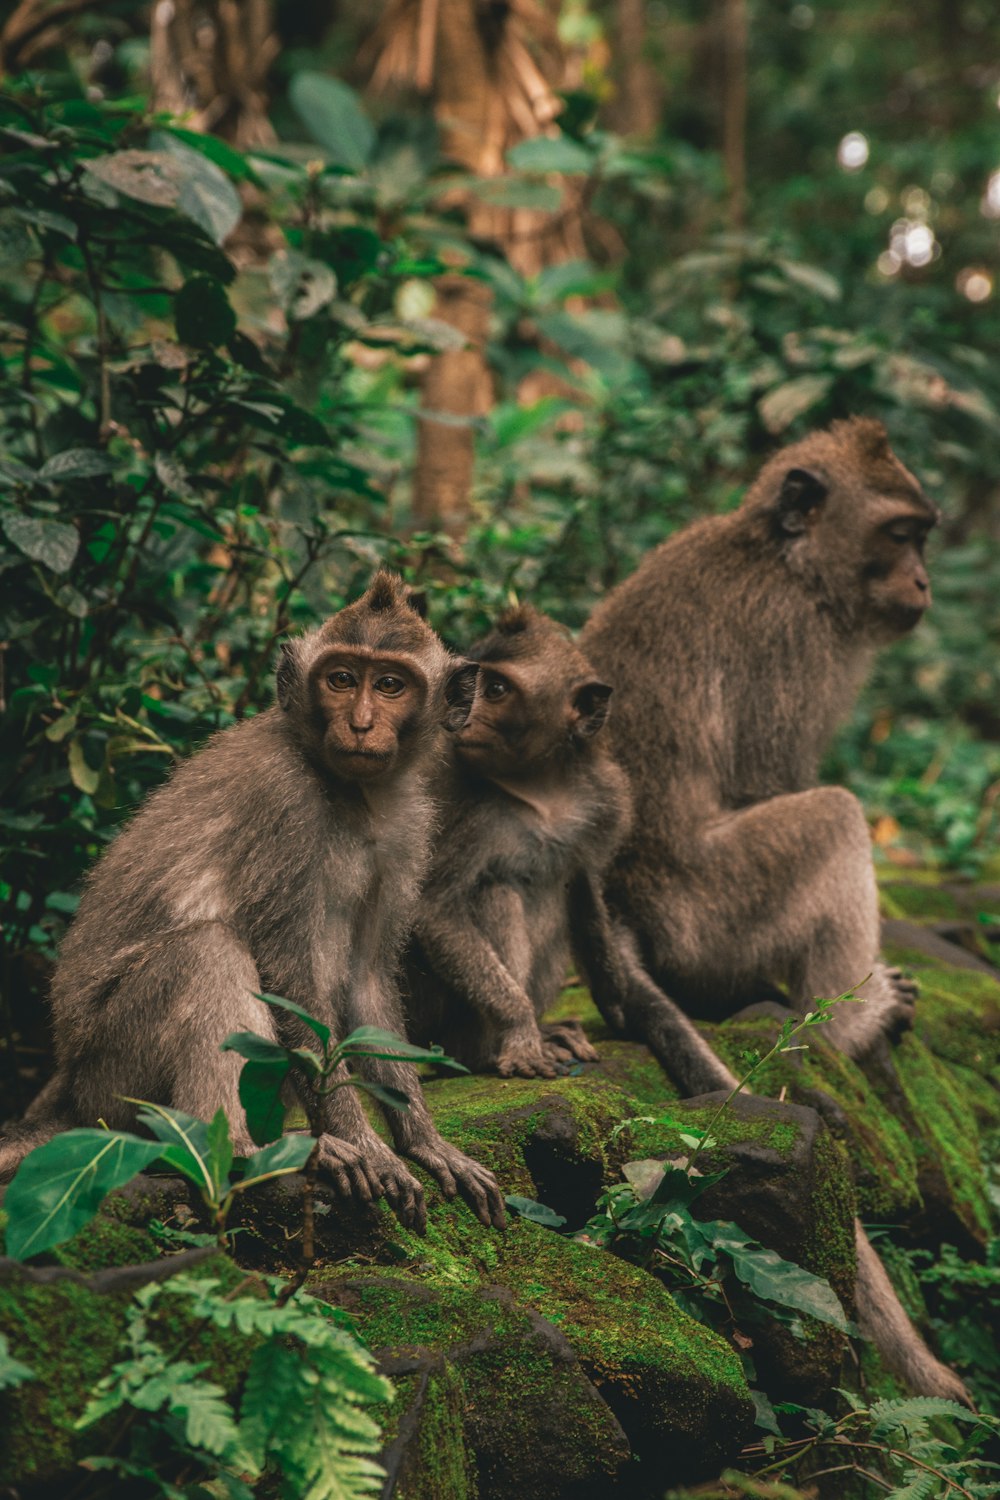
left=150, top=0, right=278, bottom=147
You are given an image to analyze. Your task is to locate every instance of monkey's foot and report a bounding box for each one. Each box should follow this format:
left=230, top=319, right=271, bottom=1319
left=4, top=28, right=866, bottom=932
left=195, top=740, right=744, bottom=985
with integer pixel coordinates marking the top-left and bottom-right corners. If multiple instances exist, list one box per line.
left=315, top=1133, right=426, bottom=1234
left=405, top=1140, right=507, bottom=1229
left=885, top=964, right=919, bottom=1006
left=539, top=1020, right=599, bottom=1066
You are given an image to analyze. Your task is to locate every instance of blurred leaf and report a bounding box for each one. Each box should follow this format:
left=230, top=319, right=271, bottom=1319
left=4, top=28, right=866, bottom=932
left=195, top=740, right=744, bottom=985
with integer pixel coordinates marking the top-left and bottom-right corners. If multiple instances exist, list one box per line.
left=758, top=374, right=832, bottom=434
left=289, top=73, right=375, bottom=171
left=506, top=135, right=592, bottom=174
left=3, top=512, right=78, bottom=572
left=175, top=276, right=237, bottom=348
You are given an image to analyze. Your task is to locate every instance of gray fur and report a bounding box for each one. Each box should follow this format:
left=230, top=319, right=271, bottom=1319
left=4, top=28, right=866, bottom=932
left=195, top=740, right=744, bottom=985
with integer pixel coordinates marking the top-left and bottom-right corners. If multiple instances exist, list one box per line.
left=0, top=572, right=504, bottom=1232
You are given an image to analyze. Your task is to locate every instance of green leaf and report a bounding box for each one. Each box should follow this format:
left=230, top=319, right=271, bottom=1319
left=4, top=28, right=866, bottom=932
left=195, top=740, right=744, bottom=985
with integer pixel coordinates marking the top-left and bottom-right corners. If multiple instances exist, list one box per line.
left=3, top=1130, right=164, bottom=1260
left=151, top=131, right=243, bottom=245
left=83, top=150, right=183, bottom=208
left=711, top=1223, right=855, bottom=1334
left=348, top=1080, right=412, bottom=1112
left=239, top=1134, right=314, bottom=1185
left=504, top=1195, right=567, bottom=1228
left=206, top=1107, right=234, bottom=1195
left=3, top=512, right=79, bottom=572
left=335, top=1025, right=467, bottom=1070
left=777, top=259, right=842, bottom=302
left=132, top=1103, right=213, bottom=1193
left=464, top=176, right=562, bottom=211
left=175, top=275, right=237, bottom=348
left=289, top=73, right=376, bottom=172
left=0, top=456, right=37, bottom=485
left=222, top=1030, right=295, bottom=1064
left=44, top=712, right=78, bottom=743
left=236, top=1056, right=291, bottom=1148
left=255, top=992, right=331, bottom=1047
left=870, top=1395, right=986, bottom=1436
left=68, top=739, right=100, bottom=795
left=0, top=1333, right=35, bottom=1390
left=270, top=251, right=337, bottom=321
left=159, top=125, right=263, bottom=185
left=507, top=134, right=593, bottom=174
left=39, top=448, right=117, bottom=481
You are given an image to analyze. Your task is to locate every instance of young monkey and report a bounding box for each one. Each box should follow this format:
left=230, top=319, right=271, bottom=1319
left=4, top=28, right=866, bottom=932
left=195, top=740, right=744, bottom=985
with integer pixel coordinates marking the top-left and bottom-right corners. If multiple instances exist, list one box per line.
left=403, top=606, right=734, bottom=1093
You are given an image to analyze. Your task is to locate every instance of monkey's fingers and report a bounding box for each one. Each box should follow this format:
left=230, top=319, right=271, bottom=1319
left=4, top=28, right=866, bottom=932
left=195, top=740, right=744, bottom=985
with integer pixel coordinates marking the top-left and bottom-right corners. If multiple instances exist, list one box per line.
left=497, top=1049, right=559, bottom=1079
left=314, top=1135, right=379, bottom=1204
left=541, top=1022, right=599, bottom=1063
left=380, top=1166, right=427, bottom=1234
left=885, top=966, right=920, bottom=1002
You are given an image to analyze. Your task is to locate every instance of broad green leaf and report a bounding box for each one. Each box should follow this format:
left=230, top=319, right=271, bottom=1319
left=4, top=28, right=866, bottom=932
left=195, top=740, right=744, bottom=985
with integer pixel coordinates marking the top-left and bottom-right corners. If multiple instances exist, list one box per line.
left=711, top=1223, right=855, bottom=1333
left=0, top=457, right=37, bottom=485
left=3, top=512, right=79, bottom=573
left=160, top=125, right=263, bottom=185
left=256, top=992, right=331, bottom=1047
left=175, top=275, right=237, bottom=348
left=289, top=73, right=375, bottom=171
left=151, top=130, right=244, bottom=244
left=222, top=1030, right=295, bottom=1064
left=239, top=1133, right=313, bottom=1185
left=39, top=448, right=116, bottom=481
left=236, top=1056, right=291, bottom=1147
left=464, top=176, right=562, bottom=212
left=132, top=1103, right=213, bottom=1193
left=44, top=712, right=78, bottom=742
left=507, top=135, right=593, bottom=174
left=504, top=1195, right=567, bottom=1228
left=3, top=1130, right=164, bottom=1260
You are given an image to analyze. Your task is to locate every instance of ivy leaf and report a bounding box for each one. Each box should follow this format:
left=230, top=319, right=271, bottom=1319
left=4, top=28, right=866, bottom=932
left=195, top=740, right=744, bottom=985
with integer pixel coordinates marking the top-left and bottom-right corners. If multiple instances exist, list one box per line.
left=289, top=73, right=376, bottom=172
left=3, top=1130, right=164, bottom=1260
left=3, top=512, right=79, bottom=572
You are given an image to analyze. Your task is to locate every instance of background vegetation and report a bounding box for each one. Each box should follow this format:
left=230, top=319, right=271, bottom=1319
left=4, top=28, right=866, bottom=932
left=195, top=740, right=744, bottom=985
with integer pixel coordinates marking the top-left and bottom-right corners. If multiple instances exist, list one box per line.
left=1, top=0, right=999, bottom=1115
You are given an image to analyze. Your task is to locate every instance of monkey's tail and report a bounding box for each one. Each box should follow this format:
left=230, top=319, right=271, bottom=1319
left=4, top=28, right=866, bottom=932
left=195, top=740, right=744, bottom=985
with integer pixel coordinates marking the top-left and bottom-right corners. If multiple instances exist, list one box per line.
left=854, top=1219, right=973, bottom=1407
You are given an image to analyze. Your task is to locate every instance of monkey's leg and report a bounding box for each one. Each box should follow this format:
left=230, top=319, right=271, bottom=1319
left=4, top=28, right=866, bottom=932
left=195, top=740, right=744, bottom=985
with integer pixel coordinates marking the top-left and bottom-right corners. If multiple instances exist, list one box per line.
left=415, top=898, right=562, bottom=1080
left=346, top=977, right=507, bottom=1229
left=63, top=928, right=384, bottom=1209
left=662, top=788, right=914, bottom=1061
left=568, top=873, right=739, bottom=1096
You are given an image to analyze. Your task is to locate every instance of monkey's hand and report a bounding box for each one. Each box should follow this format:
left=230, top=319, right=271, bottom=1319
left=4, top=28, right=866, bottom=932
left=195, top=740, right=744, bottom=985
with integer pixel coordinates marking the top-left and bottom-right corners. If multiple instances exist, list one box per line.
left=539, top=1020, right=599, bottom=1066
left=404, top=1139, right=507, bottom=1229
left=496, top=1025, right=562, bottom=1079
left=315, top=1132, right=426, bottom=1234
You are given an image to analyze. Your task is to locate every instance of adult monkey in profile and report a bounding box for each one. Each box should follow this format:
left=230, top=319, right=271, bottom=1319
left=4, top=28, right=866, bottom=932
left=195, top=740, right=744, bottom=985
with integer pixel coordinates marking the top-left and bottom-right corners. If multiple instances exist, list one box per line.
left=404, top=605, right=757, bottom=1091
left=0, top=572, right=504, bottom=1233
left=581, top=418, right=970, bottom=1401
left=580, top=417, right=936, bottom=1061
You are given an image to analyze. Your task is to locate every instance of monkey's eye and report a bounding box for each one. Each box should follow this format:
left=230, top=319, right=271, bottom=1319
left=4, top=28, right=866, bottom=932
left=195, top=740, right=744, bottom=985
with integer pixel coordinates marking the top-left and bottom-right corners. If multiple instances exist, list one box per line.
left=327, top=670, right=356, bottom=691
left=483, top=678, right=509, bottom=702
left=884, top=523, right=914, bottom=544
left=374, top=675, right=406, bottom=697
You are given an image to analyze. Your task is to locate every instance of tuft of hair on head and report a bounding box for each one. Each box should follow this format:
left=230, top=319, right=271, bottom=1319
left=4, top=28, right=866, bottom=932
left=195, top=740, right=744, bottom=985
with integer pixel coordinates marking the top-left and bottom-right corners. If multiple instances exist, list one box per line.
left=364, top=568, right=408, bottom=613
left=494, top=604, right=535, bottom=636
left=830, top=416, right=891, bottom=464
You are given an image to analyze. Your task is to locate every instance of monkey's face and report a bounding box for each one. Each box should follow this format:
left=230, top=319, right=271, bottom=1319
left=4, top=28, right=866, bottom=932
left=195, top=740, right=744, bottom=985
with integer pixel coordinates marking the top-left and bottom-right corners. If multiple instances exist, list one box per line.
left=310, top=650, right=428, bottom=781
left=855, top=502, right=936, bottom=640
left=455, top=665, right=612, bottom=777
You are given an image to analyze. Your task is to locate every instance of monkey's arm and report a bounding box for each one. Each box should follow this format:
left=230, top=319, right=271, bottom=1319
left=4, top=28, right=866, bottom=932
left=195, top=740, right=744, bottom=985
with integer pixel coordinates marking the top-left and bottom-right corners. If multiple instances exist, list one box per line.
left=413, top=896, right=564, bottom=1080
left=346, top=974, right=506, bottom=1229
left=567, top=872, right=738, bottom=1096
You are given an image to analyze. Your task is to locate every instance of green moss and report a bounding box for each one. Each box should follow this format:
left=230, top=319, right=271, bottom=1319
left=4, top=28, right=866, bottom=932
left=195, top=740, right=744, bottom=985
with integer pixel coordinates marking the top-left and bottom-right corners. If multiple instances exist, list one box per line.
left=879, top=883, right=961, bottom=923
left=893, top=1034, right=993, bottom=1242
left=385, top=1363, right=478, bottom=1500
left=885, top=943, right=1000, bottom=1084
left=707, top=1017, right=922, bottom=1221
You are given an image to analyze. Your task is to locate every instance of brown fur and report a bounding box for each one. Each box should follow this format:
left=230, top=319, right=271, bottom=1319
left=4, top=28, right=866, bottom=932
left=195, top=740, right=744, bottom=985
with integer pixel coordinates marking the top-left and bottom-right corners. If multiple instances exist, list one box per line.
left=581, top=420, right=968, bottom=1402
left=0, top=572, right=503, bottom=1232
left=580, top=417, right=937, bottom=1056
left=404, top=607, right=737, bottom=1094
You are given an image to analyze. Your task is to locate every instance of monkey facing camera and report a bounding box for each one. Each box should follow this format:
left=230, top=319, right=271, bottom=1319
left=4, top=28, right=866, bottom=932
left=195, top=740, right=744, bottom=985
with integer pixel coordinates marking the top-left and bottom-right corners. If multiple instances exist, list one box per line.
left=0, top=571, right=505, bottom=1234
left=581, top=416, right=937, bottom=1063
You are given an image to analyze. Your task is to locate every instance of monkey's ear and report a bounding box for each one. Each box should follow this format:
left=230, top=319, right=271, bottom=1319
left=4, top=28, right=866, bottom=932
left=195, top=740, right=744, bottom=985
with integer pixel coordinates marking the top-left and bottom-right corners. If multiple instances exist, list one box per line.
left=276, top=641, right=298, bottom=711
left=443, top=660, right=479, bottom=730
left=775, top=467, right=827, bottom=535
left=571, top=680, right=613, bottom=739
